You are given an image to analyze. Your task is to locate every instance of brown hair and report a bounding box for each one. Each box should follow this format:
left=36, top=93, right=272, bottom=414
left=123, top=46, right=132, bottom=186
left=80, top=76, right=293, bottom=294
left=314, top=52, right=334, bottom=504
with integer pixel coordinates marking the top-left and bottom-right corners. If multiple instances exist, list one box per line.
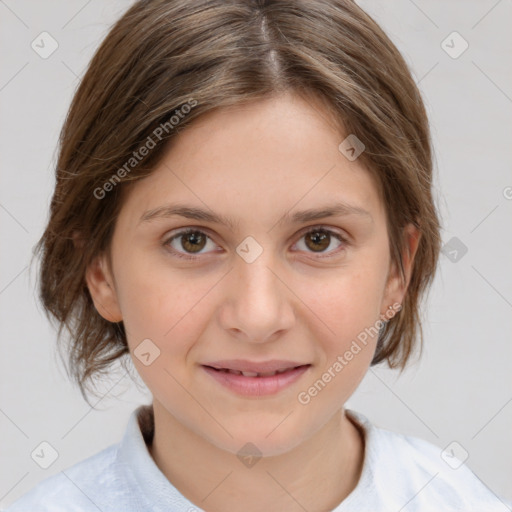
left=32, top=0, right=441, bottom=404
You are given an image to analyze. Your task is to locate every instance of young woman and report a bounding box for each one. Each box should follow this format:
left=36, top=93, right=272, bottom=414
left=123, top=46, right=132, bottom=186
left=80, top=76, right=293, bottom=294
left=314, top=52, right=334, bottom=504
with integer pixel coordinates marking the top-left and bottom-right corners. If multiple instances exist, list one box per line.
left=6, top=1, right=511, bottom=510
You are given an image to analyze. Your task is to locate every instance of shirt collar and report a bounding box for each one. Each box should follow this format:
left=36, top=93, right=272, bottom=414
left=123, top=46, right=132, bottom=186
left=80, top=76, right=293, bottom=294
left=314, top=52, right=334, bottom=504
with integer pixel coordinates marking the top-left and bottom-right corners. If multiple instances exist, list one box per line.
left=341, top=408, right=378, bottom=506
left=116, top=403, right=207, bottom=512
left=115, top=404, right=376, bottom=511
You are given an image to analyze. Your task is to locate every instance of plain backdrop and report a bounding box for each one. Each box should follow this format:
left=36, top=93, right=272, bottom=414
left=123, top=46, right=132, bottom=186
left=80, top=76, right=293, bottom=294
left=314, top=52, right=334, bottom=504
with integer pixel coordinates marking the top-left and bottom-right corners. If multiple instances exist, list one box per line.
left=1, top=0, right=511, bottom=508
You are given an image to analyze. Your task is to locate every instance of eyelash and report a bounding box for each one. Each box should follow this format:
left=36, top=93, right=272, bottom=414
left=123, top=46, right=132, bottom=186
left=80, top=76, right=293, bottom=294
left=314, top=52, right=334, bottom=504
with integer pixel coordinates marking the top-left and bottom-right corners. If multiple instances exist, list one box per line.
left=162, top=226, right=349, bottom=261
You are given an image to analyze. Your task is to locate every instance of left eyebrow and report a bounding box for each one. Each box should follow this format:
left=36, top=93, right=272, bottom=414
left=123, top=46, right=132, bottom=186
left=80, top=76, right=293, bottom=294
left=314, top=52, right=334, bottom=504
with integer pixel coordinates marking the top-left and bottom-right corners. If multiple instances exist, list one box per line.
left=138, top=201, right=373, bottom=230
left=278, top=201, right=373, bottom=226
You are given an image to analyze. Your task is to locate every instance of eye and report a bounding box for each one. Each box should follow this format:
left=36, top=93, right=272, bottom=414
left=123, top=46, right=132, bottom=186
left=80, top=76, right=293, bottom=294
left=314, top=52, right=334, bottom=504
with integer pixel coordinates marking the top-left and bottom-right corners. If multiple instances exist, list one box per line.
left=292, top=226, right=348, bottom=258
left=163, top=228, right=218, bottom=260
left=163, top=226, right=349, bottom=261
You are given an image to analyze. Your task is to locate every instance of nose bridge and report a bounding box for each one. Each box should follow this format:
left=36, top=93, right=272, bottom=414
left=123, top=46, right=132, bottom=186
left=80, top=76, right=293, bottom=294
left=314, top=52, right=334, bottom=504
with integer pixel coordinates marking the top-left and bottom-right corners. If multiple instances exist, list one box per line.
left=223, top=238, right=293, bottom=340
left=236, top=244, right=281, bottom=309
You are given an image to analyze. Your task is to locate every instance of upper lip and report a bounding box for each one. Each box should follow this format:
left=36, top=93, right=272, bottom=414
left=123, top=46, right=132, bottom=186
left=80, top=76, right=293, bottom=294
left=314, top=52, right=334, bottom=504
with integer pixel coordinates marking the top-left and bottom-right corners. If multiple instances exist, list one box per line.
left=202, top=359, right=310, bottom=373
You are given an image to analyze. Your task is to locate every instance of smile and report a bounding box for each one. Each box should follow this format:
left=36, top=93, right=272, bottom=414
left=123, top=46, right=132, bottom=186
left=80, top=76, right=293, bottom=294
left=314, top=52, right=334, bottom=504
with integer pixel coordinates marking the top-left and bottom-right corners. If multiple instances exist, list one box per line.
left=210, top=367, right=298, bottom=377
left=201, top=364, right=311, bottom=396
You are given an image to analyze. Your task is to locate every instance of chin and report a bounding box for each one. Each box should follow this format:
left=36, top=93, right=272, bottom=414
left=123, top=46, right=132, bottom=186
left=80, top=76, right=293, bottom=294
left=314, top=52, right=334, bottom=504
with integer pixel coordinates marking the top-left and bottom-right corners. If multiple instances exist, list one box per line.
left=206, top=420, right=308, bottom=459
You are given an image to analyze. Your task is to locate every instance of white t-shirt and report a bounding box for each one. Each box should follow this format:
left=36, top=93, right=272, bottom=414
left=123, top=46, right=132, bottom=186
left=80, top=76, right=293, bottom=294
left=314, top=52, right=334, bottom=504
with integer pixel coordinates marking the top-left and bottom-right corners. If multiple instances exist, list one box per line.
left=4, top=404, right=511, bottom=511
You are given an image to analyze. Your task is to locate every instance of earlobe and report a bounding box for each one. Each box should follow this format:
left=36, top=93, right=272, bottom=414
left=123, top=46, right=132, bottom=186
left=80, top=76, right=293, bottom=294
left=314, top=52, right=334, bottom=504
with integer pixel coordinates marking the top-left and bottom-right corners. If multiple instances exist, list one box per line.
left=85, top=254, right=123, bottom=323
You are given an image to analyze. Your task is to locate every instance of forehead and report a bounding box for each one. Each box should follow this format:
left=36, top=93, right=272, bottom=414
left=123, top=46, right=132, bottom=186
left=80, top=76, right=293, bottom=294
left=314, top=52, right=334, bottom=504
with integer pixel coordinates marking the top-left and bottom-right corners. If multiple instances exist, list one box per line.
left=116, top=93, right=385, bottom=230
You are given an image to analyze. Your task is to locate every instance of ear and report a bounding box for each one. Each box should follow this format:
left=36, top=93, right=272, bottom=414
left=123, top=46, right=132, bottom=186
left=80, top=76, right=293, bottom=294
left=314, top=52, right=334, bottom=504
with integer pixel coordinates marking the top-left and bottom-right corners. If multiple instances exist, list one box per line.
left=85, top=252, right=123, bottom=323
left=381, top=223, right=421, bottom=316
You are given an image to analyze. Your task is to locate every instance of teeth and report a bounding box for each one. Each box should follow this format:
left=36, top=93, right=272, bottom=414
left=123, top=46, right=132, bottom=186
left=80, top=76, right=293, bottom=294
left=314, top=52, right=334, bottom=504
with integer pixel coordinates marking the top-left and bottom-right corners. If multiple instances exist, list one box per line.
left=220, top=368, right=296, bottom=377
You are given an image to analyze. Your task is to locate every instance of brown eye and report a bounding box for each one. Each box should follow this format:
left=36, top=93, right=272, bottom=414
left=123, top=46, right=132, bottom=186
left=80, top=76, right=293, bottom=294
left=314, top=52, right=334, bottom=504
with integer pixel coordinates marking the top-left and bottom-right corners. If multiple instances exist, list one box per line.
left=180, top=231, right=207, bottom=253
left=164, top=228, right=216, bottom=259
left=294, top=227, right=348, bottom=257
left=304, top=230, right=331, bottom=252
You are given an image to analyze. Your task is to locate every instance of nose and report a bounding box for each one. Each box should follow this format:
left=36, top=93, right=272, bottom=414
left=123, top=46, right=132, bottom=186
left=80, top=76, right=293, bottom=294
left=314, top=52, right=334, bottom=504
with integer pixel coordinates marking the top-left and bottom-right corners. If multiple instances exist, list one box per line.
left=218, top=250, right=295, bottom=344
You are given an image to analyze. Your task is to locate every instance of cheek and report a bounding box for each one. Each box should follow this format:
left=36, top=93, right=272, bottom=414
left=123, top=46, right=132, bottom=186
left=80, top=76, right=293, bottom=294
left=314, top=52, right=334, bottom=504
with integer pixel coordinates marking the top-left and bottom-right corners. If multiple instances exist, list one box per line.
left=294, top=271, right=385, bottom=409
left=307, top=258, right=388, bottom=333
left=116, top=256, right=219, bottom=361
left=118, top=265, right=214, bottom=393
left=298, top=250, right=389, bottom=371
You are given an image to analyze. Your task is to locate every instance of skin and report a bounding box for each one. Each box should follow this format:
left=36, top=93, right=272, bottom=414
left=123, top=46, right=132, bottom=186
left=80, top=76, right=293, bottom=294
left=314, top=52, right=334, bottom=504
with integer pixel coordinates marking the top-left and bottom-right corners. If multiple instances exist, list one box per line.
left=86, top=92, right=420, bottom=512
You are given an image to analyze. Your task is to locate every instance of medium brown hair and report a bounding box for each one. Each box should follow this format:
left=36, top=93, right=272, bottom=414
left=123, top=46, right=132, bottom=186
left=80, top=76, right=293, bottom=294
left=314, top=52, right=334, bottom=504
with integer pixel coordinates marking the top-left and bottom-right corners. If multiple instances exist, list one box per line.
left=32, top=0, right=442, bottom=404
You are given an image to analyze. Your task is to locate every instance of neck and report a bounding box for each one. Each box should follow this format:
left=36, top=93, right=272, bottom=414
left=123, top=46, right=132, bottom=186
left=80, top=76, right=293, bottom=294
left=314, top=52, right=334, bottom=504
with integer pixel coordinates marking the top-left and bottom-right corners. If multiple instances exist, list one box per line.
left=148, top=402, right=365, bottom=512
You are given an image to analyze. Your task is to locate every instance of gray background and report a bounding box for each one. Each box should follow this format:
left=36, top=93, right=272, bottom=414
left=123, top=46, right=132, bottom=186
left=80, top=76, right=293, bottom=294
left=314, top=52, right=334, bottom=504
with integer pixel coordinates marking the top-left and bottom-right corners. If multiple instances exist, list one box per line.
left=1, top=0, right=511, bottom=508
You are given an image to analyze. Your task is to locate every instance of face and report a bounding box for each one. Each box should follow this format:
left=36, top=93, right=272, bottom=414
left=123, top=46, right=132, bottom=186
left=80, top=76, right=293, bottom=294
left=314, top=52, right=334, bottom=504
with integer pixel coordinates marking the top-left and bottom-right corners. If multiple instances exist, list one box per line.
left=86, top=92, right=418, bottom=456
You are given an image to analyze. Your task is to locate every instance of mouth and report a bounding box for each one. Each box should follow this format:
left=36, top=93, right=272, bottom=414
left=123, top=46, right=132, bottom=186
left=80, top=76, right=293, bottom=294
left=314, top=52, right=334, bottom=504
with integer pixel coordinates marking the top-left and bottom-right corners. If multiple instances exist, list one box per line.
left=202, top=365, right=309, bottom=378
left=200, top=364, right=312, bottom=396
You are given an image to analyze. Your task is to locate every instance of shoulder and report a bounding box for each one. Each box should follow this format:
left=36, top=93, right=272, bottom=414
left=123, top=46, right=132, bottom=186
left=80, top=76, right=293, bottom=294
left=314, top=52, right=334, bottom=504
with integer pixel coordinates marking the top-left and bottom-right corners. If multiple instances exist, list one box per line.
left=4, top=444, right=123, bottom=512
left=345, top=409, right=512, bottom=511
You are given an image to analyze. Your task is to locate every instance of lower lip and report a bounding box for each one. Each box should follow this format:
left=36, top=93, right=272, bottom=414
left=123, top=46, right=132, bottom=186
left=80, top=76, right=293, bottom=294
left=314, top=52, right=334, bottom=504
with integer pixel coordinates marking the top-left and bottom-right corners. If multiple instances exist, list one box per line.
left=201, top=365, right=311, bottom=397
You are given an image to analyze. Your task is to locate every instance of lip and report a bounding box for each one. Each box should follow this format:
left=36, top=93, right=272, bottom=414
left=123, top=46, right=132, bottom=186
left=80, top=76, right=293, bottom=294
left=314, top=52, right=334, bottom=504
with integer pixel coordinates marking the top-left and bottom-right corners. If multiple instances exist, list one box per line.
left=201, top=359, right=307, bottom=374
left=201, top=364, right=311, bottom=397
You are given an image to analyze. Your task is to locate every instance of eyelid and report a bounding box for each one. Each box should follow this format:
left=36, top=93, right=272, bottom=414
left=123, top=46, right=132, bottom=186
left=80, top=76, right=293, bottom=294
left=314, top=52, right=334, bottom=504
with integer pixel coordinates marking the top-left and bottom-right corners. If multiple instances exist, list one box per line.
left=294, top=224, right=350, bottom=242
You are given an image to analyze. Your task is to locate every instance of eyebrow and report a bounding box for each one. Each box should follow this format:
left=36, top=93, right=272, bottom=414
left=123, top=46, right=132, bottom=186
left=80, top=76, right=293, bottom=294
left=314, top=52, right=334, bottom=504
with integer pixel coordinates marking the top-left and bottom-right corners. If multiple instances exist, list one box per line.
left=138, top=201, right=373, bottom=229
